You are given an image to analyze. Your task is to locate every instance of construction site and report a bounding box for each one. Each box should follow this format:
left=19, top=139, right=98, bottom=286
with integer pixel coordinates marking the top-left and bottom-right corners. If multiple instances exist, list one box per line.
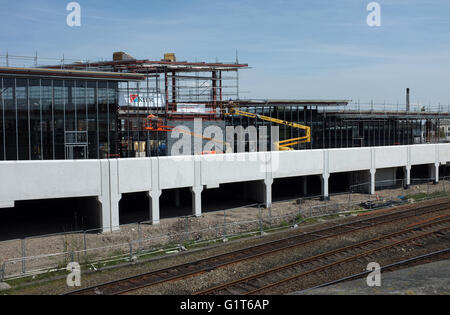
left=0, top=50, right=450, bottom=297
left=1, top=51, right=450, bottom=231
left=7, top=51, right=446, bottom=158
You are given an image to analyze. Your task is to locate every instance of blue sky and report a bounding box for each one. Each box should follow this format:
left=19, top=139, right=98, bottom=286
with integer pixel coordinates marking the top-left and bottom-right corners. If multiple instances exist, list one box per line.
left=1, top=0, right=450, bottom=105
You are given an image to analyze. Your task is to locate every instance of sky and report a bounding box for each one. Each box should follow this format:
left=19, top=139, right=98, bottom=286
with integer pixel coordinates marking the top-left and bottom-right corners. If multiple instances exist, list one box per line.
left=1, top=0, right=450, bottom=105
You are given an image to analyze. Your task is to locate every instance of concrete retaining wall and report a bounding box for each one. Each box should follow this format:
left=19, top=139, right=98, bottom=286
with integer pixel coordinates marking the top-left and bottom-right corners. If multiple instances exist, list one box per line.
left=0, top=144, right=447, bottom=232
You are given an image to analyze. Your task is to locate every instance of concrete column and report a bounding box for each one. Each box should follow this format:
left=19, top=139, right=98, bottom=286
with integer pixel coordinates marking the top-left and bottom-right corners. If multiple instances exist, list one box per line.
left=429, top=163, right=439, bottom=184
left=430, top=164, right=439, bottom=184
left=191, top=186, right=203, bottom=217
left=148, top=190, right=162, bottom=225
left=98, top=195, right=110, bottom=233
left=435, top=163, right=440, bottom=184
left=370, top=169, right=376, bottom=195
left=264, top=179, right=273, bottom=208
left=98, top=160, right=112, bottom=233
left=99, top=160, right=120, bottom=233
left=109, top=159, right=120, bottom=231
left=110, top=194, right=121, bottom=231
left=302, top=177, right=308, bottom=196
left=264, top=151, right=274, bottom=208
left=321, top=174, right=330, bottom=201
left=404, top=166, right=411, bottom=188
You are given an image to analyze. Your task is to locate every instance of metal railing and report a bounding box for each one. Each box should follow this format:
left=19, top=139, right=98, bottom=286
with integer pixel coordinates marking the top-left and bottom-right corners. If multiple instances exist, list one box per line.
left=321, top=101, right=450, bottom=115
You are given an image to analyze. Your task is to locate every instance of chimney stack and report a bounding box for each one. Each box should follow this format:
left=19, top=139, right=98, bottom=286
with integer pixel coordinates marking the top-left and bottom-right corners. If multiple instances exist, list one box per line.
left=406, top=88, right=410, bottom=112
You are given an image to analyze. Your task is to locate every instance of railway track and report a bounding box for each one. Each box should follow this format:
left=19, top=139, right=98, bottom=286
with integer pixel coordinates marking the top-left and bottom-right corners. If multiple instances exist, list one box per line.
left=66, top=197, right=450, bottom=295
left=299, top=247, right=450, bottom=293
left=195, top=218, right=450, bottom=295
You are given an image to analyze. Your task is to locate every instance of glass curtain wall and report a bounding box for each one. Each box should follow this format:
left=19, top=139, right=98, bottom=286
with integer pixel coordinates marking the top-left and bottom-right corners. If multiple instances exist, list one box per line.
left=0, top=77, right=121, bottom=160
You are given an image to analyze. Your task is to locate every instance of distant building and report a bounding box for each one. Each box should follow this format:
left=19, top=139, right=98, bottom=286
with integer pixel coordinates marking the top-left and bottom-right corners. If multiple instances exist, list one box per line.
left=1, top=52, right=448, bottom=160
left=0, top=67, right=144, bottom=160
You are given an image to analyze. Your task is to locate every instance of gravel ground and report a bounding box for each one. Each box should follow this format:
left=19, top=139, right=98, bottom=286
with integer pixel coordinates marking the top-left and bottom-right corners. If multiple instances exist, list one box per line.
left=4, top=198, right=449, bottom=295
left=295, top=258, right=450, bottom=295
left=123, top=210, right=450, bottom=295
left=3, top=211, right=364, bottom=295
left=288, top=241, right=450, bottom=295
left=2, top=179, right=446, bottom=273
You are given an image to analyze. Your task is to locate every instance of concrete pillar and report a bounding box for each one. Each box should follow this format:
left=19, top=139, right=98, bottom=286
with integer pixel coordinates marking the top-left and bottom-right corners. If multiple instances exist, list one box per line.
left=110, top=194, right=121, bottom=231
left=321, top=174, right=330, bottom=201
left=435, top=164, right=439, bottom=184
left=370, top=169, right=376, bottom=195
left=429, top=163, right=439, bottom=184
left=109, top=160, right=121, bottom=231
left=148, top=190, right=162, bottom=224
left=98, top=195, right=111, bottom=233
left=302, top=177, right=308, bottom=196
left=264, top=179, right=273, bottom=208
left=404, top=166, right=411, bottom=189
left=99, top=160, right=120, bottom=233
left=191, top=186, right=203, bottom=217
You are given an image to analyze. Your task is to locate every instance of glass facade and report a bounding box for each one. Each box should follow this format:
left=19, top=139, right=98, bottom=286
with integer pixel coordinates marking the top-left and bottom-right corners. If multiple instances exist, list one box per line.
left=0, top=76, right=119, bottom=160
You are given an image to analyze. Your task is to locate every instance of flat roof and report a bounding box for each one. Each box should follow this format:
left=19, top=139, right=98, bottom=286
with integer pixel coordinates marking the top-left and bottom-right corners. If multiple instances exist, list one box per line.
left=0, top=67, right=146, bottom=81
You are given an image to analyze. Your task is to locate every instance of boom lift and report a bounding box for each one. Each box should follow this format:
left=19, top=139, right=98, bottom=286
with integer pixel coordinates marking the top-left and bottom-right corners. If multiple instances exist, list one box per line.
left=144, top=115, right=232, bottom=154
left=223, top=105, right=311, bottom=151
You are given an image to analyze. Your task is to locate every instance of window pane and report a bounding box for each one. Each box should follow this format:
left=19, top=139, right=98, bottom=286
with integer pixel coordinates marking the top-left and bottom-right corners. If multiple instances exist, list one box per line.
left=75, top=80, right=87, bottom=132
left=87, top=81, right=98, bottom=159
left=53, top=80, right=65, bottom=159
left=3, top=78, right=16, bottom=160
left=0, top=78, right=4, bottom=160
left=16, top=78, right=29, bottom=160
left=29, top=79, right=42, bottom=160
left=65, top=80, right=75, bottom=132
left=42, top=80, right=54, bottom=160
left=108, top=81, right=118, bottom=157
left=98, top=81, right=108, bottom=158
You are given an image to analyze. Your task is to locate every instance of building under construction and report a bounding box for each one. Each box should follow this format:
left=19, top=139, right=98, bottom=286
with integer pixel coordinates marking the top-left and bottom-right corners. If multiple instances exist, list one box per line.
left=0, top=52, right=448, bottom=160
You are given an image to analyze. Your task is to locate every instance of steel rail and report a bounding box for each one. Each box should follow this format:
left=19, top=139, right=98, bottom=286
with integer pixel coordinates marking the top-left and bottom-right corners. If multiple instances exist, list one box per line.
left=196, top=219, right=450, bottom=295
left=66, top=198, right=450, bottom=295
left=298, top=247, right=450, bottom=293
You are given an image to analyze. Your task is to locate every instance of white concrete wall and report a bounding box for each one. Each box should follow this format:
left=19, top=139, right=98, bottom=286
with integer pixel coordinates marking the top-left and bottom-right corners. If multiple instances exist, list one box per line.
left=328, top=148, right=372, bottom=173
left=374, top=146, right=408, bottom=169
left=1, top=144, right=449, bottom=232
left=410, top=144, right=437, bottom=166
left=0, top=160, right=102, bottom=202
left=272, top=150, right=323, bottom=178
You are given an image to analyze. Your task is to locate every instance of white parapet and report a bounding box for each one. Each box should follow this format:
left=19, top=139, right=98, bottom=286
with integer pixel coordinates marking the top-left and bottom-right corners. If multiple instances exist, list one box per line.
left=1, top=144, right=450, bottom=232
